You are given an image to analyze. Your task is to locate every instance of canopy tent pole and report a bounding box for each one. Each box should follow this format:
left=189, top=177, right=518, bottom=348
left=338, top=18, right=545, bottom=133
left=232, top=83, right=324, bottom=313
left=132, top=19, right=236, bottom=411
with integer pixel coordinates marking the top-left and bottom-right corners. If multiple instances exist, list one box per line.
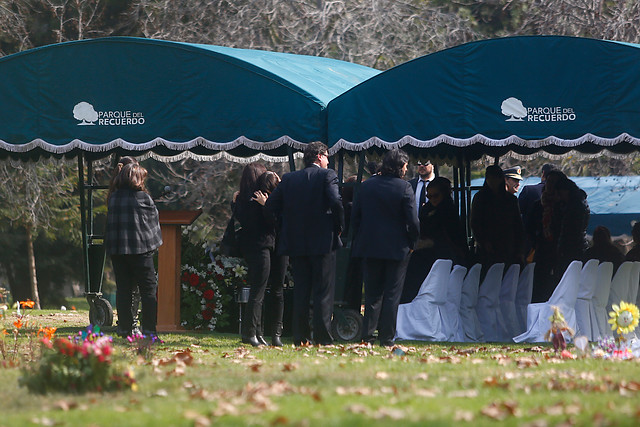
left=287, top=146, right=296, bottom=172
left=465, top=157, right=473, bottom=250
left=78, top=154, right=90, bottom=299
left=78, top=154, right=113, bottom=326
left=336, top=151, right=344, bottom=183
left=453, top=164, right=460, bottom=214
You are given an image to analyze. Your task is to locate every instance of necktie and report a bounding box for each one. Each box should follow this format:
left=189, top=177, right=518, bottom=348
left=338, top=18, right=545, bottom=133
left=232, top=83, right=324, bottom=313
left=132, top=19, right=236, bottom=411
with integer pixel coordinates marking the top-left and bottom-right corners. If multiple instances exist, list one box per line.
left=419, top=180, right=427, bottom=206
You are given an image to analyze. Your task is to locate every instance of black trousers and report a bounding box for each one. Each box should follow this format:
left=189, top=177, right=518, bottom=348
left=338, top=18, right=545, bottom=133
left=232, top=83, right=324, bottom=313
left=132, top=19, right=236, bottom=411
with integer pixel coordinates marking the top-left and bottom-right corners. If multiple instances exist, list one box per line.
left=362, top=256, right=410, bottom=345
left=290, top=252, right=336, bottom=345
left=243, top=246, right=288, bottom=337
left=111, top=251, right=158, bottom=334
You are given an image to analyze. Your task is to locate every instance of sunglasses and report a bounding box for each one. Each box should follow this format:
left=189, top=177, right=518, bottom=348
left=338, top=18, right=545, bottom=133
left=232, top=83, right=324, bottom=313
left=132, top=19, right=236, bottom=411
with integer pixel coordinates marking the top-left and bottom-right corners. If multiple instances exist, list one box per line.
left=417, top=161, right=431, bottom=166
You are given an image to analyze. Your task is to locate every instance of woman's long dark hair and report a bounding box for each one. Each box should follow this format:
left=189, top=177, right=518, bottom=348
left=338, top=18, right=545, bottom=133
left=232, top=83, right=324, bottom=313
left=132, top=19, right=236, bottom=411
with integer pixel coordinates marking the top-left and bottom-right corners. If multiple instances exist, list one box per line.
left=256, top=171, right=280, bottom=195
left=107, top=156, right=139, bottom=201
left=112, top=163, right=148, bottom=192
left=238, top=162, right=267, bottom=200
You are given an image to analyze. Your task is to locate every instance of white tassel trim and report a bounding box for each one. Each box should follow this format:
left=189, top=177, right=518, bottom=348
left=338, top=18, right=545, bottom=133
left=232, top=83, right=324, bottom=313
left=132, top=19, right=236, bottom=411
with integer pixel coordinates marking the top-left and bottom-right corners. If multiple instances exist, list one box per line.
left=328, top=133, right=640, bottom=155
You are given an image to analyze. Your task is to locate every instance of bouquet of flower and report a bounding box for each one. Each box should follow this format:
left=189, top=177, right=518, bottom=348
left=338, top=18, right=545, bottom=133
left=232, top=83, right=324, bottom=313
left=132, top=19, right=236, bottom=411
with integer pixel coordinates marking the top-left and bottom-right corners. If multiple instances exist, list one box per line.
left=20, top=326, right=136, bottom=394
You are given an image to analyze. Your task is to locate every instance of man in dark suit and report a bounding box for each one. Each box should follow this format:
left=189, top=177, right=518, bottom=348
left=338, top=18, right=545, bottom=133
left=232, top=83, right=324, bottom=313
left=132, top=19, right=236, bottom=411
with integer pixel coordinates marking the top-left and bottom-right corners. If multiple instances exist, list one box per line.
left=408, top=159, right=436, bottom=215
left=266, top=142, right=344, bottom=346
left=519, top=163, right=557, bottom=257
left=351, top=149, right=420, bottom=346
left=402, top=158, right=436, bottom=303
left=519, top=163, right=557, bottom=222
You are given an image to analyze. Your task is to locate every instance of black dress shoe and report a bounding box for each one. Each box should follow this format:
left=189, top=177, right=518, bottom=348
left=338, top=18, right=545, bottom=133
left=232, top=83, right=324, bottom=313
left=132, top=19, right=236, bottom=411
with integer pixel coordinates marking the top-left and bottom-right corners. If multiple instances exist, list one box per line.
left=256, top=335, right=269, bottom=346
left=241, top=335, right=264, bottom=347
left=272, top=335, right=283, bottom=347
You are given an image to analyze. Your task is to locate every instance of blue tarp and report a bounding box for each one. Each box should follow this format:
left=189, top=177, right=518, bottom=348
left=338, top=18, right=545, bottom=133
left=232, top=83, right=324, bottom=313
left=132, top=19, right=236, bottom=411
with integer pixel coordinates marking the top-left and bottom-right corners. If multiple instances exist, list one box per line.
left=328, top=36, right=640, bottom=158
left=470, top=176, right=640, bottom=236
left=0, top=37, right=380, bottom=160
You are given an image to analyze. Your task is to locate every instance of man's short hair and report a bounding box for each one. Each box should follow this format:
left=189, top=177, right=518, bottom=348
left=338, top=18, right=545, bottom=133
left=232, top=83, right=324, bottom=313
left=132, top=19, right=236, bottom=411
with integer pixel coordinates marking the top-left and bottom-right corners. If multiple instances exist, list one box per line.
left=303, top=142, right=329, bottom=167
left=379, top=149, right=409, bottom=178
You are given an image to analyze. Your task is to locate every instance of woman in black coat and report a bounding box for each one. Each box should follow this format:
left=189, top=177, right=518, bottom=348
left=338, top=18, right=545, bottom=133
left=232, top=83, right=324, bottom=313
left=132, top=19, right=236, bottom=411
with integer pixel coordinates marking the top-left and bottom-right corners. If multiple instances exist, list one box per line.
left=401, top=177, right=468, bottom=303
left=419, top=177, right=468, bottom=264
left=470, top=165, right=525, bottom=273
left=235, top=165, right=288, bottom=347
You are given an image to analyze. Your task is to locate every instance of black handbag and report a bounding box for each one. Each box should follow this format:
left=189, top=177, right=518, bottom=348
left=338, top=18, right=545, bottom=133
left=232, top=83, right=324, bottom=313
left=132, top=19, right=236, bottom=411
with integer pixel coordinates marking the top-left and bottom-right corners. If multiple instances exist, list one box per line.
left=220, top=210, right=243, bottom=258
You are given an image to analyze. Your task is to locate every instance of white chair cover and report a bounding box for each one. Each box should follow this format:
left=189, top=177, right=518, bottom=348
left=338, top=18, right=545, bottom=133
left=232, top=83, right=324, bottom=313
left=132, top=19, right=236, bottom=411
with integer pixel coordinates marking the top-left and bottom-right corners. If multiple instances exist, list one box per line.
left=458, top=263, right=484, bottom=342
left=395, top=259, right=453, bottom=341
left=627, top=262, right=640, bottom=304
left=443, top=265, right=468, bottom=341
left=498, top=264, right=521, bottom=342
left=475, top=263, right=505, bottom=342
left=513, top=261, right=583, bottom=343
left=607, top=261, right=633, bottom=322
left=515, top=263, right=536, bottom=336
left=592, top=262, right=614, bottom=339
left=574, top=259, right=600, bottom=340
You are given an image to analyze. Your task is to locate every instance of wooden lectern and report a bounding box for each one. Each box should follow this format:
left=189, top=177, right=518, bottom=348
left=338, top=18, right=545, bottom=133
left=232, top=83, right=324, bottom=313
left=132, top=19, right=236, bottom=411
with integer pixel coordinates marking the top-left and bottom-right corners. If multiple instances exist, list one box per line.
left=157, top=209, right=202, bottom=332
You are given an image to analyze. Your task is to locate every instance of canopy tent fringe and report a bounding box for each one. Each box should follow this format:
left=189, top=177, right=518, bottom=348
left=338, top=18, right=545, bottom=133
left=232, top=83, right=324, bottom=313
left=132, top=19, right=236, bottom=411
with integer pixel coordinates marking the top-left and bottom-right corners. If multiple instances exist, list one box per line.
left=0, top=136, right=309, bottom=157
left=328, top=133, right=640, bottom=155
left=139, top=150, right=304, bottom=164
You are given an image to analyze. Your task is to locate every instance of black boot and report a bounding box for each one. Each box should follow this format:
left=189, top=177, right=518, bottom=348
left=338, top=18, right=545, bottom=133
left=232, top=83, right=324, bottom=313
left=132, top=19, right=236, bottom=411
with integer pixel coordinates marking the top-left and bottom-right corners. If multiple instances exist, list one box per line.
left=272, top=322, right=283, bottom=347
left=242, top=335, right=264, bottom=347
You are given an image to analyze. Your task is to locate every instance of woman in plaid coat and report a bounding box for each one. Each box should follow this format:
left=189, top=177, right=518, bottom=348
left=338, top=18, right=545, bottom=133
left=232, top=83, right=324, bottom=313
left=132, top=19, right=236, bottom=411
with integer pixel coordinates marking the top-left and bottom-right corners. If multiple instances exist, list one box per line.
left=105, top=162, right=162, bottom=337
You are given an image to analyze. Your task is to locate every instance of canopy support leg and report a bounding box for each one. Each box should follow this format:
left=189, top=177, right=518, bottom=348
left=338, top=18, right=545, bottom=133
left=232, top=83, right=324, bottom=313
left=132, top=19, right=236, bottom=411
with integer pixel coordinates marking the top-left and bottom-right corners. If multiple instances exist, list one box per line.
left=287, top=146, right=296, bottom=172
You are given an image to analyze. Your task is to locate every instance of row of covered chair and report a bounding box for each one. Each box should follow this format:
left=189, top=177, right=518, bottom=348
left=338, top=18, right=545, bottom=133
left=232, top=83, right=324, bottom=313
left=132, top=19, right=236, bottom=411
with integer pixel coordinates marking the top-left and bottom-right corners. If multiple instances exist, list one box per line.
left=515, top=260, right=640, bottom=343
left=395, top=260, right=535, bottom=342
left=395, top=258, right=640, bottom=343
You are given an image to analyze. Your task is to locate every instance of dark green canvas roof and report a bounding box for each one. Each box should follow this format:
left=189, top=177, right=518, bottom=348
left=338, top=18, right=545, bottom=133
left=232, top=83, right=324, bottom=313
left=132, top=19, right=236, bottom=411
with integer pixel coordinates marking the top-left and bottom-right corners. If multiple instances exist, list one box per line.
left=0, top=37, right=379, bottom=160
left=327, top=36, right=640, bottom=159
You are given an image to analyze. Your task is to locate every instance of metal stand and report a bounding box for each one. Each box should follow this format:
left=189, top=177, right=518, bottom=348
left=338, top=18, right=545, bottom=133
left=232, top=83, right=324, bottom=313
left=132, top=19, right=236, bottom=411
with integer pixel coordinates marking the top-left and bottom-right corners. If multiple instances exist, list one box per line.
left=235, top=287, right=251, bottom=335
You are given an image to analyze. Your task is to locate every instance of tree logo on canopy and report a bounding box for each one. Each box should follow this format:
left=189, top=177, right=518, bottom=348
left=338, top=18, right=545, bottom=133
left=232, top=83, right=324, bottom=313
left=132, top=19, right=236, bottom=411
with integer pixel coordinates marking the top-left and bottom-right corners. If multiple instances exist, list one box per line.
left=501, top=97, right=577, bottom=123
left=73, top=102, right=98, bottom=125
left=501, top=97, right=527, bottom=121
left=72, top=101, right=146, bottom=126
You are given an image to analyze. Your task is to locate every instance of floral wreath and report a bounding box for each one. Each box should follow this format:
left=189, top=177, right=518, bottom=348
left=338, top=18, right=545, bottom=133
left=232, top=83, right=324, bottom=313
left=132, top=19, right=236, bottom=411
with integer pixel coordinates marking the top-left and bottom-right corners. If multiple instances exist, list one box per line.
left=180, top=252, right=247, bottom=331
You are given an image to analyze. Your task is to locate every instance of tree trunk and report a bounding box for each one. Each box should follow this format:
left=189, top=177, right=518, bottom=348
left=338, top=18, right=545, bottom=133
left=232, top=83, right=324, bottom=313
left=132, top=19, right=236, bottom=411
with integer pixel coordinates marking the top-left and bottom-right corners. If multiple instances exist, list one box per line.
left=25, top=223, right=41, bottom=309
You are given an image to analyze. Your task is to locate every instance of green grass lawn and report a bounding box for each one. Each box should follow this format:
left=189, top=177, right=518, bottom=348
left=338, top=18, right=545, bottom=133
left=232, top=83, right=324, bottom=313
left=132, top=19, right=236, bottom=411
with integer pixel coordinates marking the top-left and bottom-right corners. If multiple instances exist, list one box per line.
left=1, top=307, right=640, bottom=426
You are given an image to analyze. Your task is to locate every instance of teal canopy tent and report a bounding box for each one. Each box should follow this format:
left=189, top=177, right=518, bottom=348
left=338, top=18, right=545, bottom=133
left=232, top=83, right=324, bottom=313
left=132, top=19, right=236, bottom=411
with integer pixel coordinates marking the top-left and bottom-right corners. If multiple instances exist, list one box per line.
left=0, top=37, right=379, bottom=325
left=0, top=37, right=379, bottom=161
left=327, top=36, right=640, bottom=159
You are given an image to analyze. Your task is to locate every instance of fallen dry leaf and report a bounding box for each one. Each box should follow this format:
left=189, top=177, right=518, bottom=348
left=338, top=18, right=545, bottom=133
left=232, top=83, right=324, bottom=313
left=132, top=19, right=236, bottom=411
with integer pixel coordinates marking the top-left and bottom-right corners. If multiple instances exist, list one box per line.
left=413, top=388, right=438, bottom=398
left=183, top=410, right=211, bottom=427
left=375, top=371, right=389, bottom=380
left=282, top=362, right=298, bottom=372
left=270, top=415, right=289, bottom=425
left=373, top=407, right=406, bottom=420
left=484, top=376, right=509, bottom=389
left=480, top=401, right=520, bottom=420
left=448, top=390, right=479, bottom=398
left=212, top=401, right=239, bottom=417
left=345, top=403, right=369, bottom=414
left=52, top=400, right=78, bottom=411
left=454, top=410, right=474, bottom=422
